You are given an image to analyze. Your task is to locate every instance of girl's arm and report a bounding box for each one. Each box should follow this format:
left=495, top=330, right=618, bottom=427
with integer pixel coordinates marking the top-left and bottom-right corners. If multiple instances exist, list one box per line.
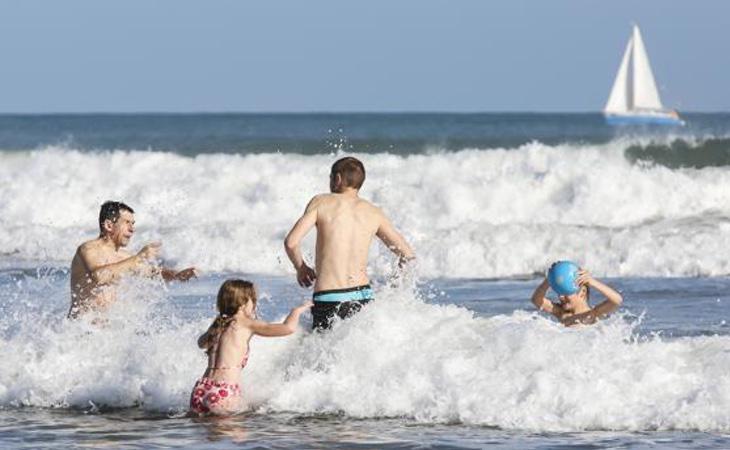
left=531, top=277, right=563, bottom=318
left=577, top=270, right=623, bottom=318
left=247, top=300, right=314, bottom=337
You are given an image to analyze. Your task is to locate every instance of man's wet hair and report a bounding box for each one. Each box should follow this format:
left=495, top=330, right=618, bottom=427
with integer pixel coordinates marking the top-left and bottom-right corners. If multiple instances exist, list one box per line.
left=331, top=157, right=366, bottom=190
left=99, top=201, right=134, bottom=232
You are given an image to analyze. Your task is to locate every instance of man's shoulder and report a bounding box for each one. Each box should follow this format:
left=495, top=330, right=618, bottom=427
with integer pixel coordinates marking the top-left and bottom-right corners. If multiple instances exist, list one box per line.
left=307, top=193, right=338, bottom=209
left=78, top=239, right=101, bottom=254
left=356, top=198, right=383, bottom=215
left=313, top=193, right=336, bottom=202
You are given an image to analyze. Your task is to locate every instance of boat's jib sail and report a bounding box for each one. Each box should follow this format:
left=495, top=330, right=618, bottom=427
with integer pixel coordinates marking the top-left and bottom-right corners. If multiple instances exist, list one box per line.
left=605, top=34, right=633, bottom=113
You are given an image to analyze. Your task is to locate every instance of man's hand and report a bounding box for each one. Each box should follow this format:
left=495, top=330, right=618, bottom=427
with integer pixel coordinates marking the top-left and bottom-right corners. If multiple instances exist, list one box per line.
left=137, top=242, right=162, bottom=262
left=389, top=257, right=416, bottom=288
left=296, top=264, right=316, bottom=288
left=398, top=254, right=415, bottom=269
left=173, top=267, right=198, bottom=282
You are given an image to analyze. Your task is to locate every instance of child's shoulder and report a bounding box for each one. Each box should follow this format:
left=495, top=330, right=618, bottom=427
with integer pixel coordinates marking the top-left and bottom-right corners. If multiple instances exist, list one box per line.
left=230, top=316, right=256, bottom=332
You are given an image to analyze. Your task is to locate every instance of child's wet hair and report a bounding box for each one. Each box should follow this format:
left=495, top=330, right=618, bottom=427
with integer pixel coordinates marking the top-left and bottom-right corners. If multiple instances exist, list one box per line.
left=204, top=279, right=257, bottom=354
left=217, top=279, right=257, bottom=317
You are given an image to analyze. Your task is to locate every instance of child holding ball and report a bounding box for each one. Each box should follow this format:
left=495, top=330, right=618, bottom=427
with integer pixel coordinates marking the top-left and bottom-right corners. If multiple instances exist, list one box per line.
left=530, top=261, right=623, bottom=327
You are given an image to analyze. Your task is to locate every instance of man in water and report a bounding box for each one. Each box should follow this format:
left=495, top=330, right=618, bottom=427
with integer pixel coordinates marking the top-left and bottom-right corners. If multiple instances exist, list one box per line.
left=284, top=157, right=415, bottom=330
left=68, top=201, right=197, bottom=319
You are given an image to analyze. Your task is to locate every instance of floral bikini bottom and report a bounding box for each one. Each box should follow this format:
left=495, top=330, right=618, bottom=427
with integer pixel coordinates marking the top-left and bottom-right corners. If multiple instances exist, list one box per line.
left=189, top=377, right=242, bottom=414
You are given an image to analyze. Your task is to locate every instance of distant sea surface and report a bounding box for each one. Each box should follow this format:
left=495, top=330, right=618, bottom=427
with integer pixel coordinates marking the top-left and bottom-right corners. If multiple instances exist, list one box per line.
left=2, top=113, right=730, bottom=166
left=1, top=113, right=729, bottom=448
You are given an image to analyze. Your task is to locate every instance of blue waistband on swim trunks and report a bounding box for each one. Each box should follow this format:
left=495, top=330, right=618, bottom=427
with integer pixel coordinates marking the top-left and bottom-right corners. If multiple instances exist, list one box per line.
left=313, top=285, right=374, bottom=303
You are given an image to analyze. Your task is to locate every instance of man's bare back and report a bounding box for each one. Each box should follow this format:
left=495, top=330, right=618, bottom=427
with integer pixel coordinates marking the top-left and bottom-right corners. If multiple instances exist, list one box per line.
left=308, top=193, right=395, bottom=291
left=284, top=157, right=414, bottom=329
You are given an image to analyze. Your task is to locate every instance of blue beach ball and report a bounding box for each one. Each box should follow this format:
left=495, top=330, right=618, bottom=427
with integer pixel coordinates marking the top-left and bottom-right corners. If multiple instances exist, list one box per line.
left=547, top=261, right=580, bottom=296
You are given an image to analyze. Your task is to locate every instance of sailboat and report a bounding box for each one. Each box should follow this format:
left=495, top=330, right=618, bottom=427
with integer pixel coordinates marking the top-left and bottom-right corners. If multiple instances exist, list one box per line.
left=604, top=24, right=683, bottom=126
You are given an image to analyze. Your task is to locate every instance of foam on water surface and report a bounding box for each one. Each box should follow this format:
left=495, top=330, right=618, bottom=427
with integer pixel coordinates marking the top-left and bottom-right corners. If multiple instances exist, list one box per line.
left=1, top=273, right=729, bottom=433
left=1, top=140, right=729, bottom=278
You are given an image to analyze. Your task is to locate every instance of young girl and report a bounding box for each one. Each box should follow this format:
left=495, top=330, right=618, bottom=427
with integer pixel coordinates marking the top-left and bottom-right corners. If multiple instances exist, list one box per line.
left=530, top=267, right=623, bottom=327
left=189, top=279, right=312, bottom=416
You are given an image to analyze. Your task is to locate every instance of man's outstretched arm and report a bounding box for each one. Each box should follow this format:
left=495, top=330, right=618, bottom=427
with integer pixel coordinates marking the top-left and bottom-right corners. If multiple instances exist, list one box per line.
left=284, top=197, right=319, bottom=287
left=376, top=213, right=415, bottom=266
left=80, top=242, right=161, bottom=285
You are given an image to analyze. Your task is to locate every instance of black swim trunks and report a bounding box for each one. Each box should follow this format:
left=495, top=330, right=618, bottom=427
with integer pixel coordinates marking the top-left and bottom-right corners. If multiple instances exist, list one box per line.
left=312, top=284, right=374, bottom=331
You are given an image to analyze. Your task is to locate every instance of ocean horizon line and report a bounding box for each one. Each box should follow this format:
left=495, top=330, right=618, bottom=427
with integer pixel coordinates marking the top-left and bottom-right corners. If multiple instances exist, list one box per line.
left=0, top=110, right=727, bottom=116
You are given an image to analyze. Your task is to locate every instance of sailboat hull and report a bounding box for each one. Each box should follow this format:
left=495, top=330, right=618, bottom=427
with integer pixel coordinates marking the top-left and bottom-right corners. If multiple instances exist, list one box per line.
left=604, top=113, right=685, bottom=126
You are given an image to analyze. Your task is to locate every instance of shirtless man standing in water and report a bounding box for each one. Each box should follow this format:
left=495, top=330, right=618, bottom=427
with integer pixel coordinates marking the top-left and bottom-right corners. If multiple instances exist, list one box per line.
left=285, top=157, right=415, bottom=330
left=68, top=201, right=197, bottom=319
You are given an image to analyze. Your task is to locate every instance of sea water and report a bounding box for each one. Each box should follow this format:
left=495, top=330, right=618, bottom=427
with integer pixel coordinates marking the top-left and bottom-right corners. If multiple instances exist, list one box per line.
left=0, top=113, right=729, bottom=448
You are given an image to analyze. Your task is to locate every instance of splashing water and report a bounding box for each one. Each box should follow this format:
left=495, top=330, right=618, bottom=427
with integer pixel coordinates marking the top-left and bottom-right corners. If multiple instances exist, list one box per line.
left=1, top=270, right=729, bottom=433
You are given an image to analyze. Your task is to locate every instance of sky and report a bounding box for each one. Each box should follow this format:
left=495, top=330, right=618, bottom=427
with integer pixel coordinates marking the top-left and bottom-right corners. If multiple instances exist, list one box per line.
left=0, top=0, right=727, bottom=113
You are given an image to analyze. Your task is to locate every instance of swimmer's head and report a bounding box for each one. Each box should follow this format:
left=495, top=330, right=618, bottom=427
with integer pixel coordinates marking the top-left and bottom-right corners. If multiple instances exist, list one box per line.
left=99, top=201, right=135, bottom=246
left=205, top=279, right=257, bottom=354
left=330, top=157, right=365, bottom=193
left=217, top=279, right=258, bottom=319
left=558, top=284, right=590, bottom=312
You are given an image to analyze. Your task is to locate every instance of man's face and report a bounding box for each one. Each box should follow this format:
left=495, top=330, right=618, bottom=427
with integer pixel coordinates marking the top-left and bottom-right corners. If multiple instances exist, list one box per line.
left=105, top=210, right=135, bottom=247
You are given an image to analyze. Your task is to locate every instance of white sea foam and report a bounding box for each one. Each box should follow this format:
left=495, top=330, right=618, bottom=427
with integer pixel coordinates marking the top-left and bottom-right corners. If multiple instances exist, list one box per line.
left=1, top=141, right=729, bottom=277
left=251, top=285, right=730, bottom=432
left=0, top=277, right=728, bottom=432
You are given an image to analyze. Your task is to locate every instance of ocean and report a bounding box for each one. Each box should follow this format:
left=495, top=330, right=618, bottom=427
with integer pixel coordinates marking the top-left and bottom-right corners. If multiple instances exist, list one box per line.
left=0, top=113, right=729, bottom=449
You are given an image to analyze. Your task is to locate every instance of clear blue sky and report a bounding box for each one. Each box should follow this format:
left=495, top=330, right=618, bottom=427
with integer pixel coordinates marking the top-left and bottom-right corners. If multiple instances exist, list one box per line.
left=0, top=1, right=727, bottom=112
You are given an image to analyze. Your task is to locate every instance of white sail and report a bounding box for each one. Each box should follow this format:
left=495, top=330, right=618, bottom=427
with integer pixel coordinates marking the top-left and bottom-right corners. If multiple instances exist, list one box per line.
left=604, top=35, right=633, bottom=113
left=631, top=25, right=663, bottom=110
left=603, top=24, right=682, bottom=125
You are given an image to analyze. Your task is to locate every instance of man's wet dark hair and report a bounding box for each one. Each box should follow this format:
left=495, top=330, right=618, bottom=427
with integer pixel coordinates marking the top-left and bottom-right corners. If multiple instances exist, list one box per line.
left=99, top=201, right=134, bottom=233
left=331, top=157, right=366, bottom=190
